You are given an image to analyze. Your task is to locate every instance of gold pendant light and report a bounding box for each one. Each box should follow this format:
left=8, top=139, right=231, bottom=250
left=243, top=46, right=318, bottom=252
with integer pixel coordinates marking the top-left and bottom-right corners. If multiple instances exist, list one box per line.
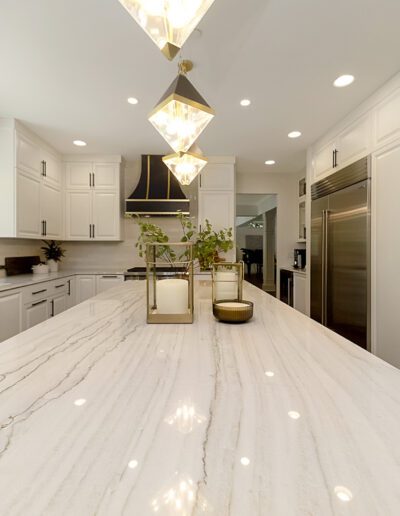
left=163, top=143, right=207, bottom=185
left=148, top=60, right=215, bottom=153
left=118, top=0, right=215, bottom=60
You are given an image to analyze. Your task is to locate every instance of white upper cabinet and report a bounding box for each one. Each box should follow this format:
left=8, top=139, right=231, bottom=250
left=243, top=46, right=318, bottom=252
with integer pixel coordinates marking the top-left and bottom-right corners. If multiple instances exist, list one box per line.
left=337, top=113, right=371, bottom=168
left=64, top=158, right=122, bottom=241
left=374, top=86, right=400, bottom=148
left=0, top=119, right=63, bottom=239
left=93, top=163, right=119, bottom=189
left=16, top=132, right=40, bottom=178
left=310, top=74, right=400, bottom=184
left=65, top=162, right=93, bottom=189
left=92, top=191, right=119, bottom=240
left=41, top=149, right=61, bottom=187
left=313, top=139, right=337, bottom=180
left=41, top=182, right=62, bottom=238
left=17, top=170, right=41, bottom=238
left=65, top=191, right=92, bottom=240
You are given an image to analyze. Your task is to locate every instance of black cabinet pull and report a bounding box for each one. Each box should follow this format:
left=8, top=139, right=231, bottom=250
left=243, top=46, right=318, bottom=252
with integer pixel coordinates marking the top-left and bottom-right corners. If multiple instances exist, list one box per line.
left=102, top=275, right=118, bottom=278
left=44, top=220, right=47, bottom=236
left=89, top=224, right=92, bottom=238
left=32, top=289, right=47, bottom=295
left=334, top=149, right=338, bottom=168
left=55, top=284, right=65, bottom=289
left=67, top=280, right=71, bottom=295
left=41, top=160, right=46, bottom=176
left=89, top=173, right=92, bottom=187
left=32, top=299, right=47, bottom=307
left=51, top=299, right=54, bottom=316
left=93, top=224, right=95, bottom=238
left=44, top=161, right=47, bottom=176
left=332, top=150, right=335, bottom=169
left=92, top=173, right=95, bottom=187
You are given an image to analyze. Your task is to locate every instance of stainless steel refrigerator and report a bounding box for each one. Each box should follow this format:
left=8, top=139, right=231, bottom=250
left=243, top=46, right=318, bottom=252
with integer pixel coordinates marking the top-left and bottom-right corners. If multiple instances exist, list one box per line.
left=311, top=156, right=370, bottom=350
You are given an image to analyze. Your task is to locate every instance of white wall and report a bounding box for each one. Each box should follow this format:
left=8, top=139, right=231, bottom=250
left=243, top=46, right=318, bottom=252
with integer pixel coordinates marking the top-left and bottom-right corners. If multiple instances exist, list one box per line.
left=236, top=172, right=299, bottom=295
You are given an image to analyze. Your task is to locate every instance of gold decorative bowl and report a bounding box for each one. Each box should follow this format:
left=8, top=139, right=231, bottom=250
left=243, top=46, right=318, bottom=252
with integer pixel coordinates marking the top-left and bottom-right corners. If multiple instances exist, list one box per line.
left=213, top=300, right=254, bottom=323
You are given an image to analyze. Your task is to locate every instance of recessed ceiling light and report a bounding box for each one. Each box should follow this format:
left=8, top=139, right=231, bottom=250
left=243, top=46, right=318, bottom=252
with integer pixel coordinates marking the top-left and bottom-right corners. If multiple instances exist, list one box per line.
left=74, top=398, right=87, bottom=406
left=288, top=131, right=302, bottom=139
left=73, top=140, right=87, bottom=147
left=127, top=97, right=139, bottom=105
left=333, top=75, right=355, bottom=88
left=334, top=486, right=353, bottom=502
left=265, top=160, right=276, bottom=165
left=240, top=99, right=251, bottom=107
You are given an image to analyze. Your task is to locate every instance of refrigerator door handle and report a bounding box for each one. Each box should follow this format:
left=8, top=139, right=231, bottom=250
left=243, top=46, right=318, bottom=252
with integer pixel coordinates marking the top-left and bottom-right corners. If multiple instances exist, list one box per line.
left=321, top=210, right=330, bottom=326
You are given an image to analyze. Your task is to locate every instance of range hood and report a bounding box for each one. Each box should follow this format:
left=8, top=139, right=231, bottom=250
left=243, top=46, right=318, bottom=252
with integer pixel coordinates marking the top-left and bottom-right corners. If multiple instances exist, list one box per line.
left=126, top=155, right=190, bottom=216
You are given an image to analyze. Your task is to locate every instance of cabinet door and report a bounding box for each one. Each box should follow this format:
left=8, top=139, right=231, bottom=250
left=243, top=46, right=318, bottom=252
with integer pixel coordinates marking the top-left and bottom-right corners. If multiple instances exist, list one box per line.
left=66, top=277, right=76, bottom=309
left=96, top=275, right=124, bottom=293
left=293, top=274, right=307, bottom=314
left=374, top=142, right=400, bottom=368
left=41, top=183, right=62, bottom=238
left=65, top=163, right=93, bottom=190
left=337, top=113, right=371, bottom=168
left=42, top=150, right=61, bottom=187
left=199, top=163, right=234, bottom=191
left=375, top=87, right=400, bottom=148
left=16, top=132, right=40, bottom=178
left=92, top=191, right=119, bottom=240
left=75, top=276, right=96, bottom=304
left=17, top=170, right=41, bottom=238
left=0, top=290, right=22, bottom=342
left=65, top=191, right=92, bottom=240
left=50, top=295, right=67, bottom=317
left=198, top=191, right=234, bottom=232
left=93, top=163, right=119, bottom=190
left=24, top=299, right=48, bottom=330
left=312, top=139, right=336, bottom=181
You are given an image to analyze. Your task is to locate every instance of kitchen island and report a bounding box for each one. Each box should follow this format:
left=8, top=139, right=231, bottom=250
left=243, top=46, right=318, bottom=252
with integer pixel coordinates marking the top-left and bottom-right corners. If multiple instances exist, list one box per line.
left=0, top=280, right=400, bottom=515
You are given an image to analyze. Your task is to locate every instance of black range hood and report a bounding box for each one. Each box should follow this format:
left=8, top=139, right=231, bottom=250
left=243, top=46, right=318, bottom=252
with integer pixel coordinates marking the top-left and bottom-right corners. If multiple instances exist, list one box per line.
left=126, top=155, right=190, bottom=216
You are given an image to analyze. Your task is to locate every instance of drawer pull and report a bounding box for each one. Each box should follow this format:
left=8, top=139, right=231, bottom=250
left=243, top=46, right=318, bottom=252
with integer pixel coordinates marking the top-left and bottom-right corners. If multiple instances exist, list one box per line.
left=102, top=275, right=118, bottom=278
left=31, top=299, right=47, bottom=307
left=32, top=289, right=47, bottom=295
left=55, top=284, right=65, bottom=288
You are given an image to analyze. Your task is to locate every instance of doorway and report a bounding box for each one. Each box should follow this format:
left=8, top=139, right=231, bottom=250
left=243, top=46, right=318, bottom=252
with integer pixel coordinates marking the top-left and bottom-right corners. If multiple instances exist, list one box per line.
left=236, top=194, right=277, bottom=295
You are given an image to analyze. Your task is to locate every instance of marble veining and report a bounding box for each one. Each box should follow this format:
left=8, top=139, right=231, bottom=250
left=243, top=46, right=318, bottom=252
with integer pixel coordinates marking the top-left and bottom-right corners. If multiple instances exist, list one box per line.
left=0, top=280, right=400, bottom=515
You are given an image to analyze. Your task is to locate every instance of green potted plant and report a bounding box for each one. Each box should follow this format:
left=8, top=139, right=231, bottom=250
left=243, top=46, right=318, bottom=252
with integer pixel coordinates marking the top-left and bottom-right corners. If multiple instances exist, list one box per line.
left=41, top=240, right=66, bottom=272
left=136, top=215, right=233, bottom=271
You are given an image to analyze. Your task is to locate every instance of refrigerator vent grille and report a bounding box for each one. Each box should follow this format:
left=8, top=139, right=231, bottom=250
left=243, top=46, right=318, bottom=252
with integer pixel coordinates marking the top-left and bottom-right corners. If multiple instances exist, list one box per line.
left=311, top=156, right=370, bottom=200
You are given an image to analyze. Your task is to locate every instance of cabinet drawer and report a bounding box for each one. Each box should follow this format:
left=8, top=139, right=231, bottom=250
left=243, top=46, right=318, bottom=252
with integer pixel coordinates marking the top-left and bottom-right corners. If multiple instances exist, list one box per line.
left=22, top=282, right=52, bottom=304
left=49, top=280, right=68, bottom=296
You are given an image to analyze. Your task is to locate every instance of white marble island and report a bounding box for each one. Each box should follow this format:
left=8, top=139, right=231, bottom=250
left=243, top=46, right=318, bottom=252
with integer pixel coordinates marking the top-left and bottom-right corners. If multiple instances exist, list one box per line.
left=1, top=281, right=400, bottom=515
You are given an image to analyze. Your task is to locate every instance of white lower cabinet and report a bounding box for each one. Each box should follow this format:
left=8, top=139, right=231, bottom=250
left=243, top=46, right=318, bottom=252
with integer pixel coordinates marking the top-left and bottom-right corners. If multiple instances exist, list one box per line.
left=0, top=289, right=23, bottom=342
left=96, top=274, right=124, bottom=293
left=76, top=275, right=97, bottom=303
left=66, top=277, right=76, bottom=309
left=25, top=298, right=48, bottom=330
left=50, top=294, right=67, bottom=317
left=293, top=274, right=307, bottom=315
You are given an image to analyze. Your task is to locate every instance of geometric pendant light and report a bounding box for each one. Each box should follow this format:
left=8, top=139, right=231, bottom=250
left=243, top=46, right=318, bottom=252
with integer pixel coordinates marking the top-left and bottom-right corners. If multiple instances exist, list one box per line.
left=163, top=143, right=208, bottom=185
left=118, top=0, right=216, bottom=60
left=148, top=60, right=215, bottom=153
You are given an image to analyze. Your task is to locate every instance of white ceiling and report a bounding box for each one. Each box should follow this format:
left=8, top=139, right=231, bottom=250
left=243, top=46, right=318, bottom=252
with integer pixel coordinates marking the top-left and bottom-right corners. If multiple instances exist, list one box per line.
left=1, top=0, right=400, bottom=174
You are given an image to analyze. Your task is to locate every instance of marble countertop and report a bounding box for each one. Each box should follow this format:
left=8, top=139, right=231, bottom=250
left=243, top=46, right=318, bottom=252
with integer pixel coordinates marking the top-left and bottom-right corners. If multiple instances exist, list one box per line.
left=1, top=280, right=400, bottom=515
left=0, top=270, right=126, bottom=293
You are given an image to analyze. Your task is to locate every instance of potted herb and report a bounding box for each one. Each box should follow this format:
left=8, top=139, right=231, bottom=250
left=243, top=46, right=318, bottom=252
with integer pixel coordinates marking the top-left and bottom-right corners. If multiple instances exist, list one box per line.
left=41, top=240, right=66, bottom=272
left=194, top=219, right=233, bottom=270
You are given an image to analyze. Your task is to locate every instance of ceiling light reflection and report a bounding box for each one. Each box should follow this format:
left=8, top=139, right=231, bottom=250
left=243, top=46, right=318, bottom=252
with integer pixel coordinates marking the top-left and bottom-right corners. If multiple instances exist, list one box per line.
left=334, top=485, right=353, bottom=502
left=151, top=473, right=210, bottom=514
left=165, top=400, right=206, bottom=434
left=74, top=398, right=87, bottom=406
left=288, top=411, right=301, bottom=420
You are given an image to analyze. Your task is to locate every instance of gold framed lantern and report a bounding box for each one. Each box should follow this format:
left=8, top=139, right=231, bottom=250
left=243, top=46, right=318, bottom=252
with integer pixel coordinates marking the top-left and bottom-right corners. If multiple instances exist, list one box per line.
left=212, top=262, right=244, bottom=303
left=162, top=143, right=208, bottom=186
left=148, top=61, right=215, bottom=153
left=146, top=242, right=194, bottom=323
left=118, top=0, right=215, bottom=61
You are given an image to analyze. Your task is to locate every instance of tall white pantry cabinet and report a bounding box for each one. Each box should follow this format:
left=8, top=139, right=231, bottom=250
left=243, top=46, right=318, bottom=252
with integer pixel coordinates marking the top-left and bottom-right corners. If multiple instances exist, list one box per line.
left=307, top=72, right=400, bottom=368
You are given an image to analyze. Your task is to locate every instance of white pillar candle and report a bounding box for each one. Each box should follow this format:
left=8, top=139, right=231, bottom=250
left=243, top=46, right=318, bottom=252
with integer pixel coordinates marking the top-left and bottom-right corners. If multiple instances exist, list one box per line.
left=156, top=279, right=189, bottom=314
left=215, top=271, right=238, bottom=300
